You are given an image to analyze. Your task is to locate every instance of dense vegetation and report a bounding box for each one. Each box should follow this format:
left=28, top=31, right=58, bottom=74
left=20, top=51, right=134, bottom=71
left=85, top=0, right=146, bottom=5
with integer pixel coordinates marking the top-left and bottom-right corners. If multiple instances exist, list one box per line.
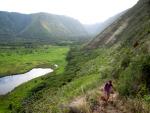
left=10, top=42, right=150, bottom=112
left=0, top=0, right=150, bottom=112
left=0, top=45, right=69, bottom=113
left=11, top=47, right=104, bottom=113
left=0, top=45, right=69, bottom=77
left=0, top=11, right=89, bottom=44
left=17, top=0, right=150, bottom=112
left=84, top=0, right=150, bottom=98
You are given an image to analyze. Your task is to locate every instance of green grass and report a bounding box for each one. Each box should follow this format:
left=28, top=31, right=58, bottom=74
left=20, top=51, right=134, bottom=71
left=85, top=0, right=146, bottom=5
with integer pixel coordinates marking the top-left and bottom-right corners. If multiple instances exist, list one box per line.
left=0, top=45, right=69, bottom=77
left=0, top=77, right=45, bottom=113
left=0, top=40, right=149, bottom=113
left=0, top=45, right=69, bottom=113
left=58, top=74, right=101, bottom=102
left=1, top=43, right=149, bottom=113
left=23, top=73, right=102, bottom=113
left=21, top=45, right=120, bottom=113
left=19, top=47, right=110, bottom=113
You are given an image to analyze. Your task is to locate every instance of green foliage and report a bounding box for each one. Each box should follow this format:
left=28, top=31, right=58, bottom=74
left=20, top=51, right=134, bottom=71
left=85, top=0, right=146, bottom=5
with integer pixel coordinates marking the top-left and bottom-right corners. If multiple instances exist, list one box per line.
left=143, top=95, right=150, bottom=102
left=0, top=11, right=89, bottom=45
left=0, top=45, right=69, bottom=77
left=121, top=55, right=130, bottom=69
left=0, top=1, right=150, bottom=112
left=0, top=43, right=149, bottom=112
left=30, top=82, right=48, bottom=94
left=16, top=46, right=105, bottom=113
left=118, top=53, right=150, bottom=96
left=0, top=45, right=69, bottom=113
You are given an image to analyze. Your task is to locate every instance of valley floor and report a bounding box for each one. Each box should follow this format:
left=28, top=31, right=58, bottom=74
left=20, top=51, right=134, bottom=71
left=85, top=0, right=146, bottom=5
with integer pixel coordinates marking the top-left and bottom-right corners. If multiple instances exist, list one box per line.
left=0, top=43, right=149, bottom=113
left=0, top=45, right=69, bottom=77
left=0, top=45, right=69, bottom=113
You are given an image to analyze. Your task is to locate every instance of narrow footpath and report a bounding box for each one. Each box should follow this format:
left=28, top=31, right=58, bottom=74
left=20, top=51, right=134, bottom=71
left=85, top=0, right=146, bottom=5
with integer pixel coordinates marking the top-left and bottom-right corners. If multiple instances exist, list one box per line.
left=68, top=84, right=128, bottom=113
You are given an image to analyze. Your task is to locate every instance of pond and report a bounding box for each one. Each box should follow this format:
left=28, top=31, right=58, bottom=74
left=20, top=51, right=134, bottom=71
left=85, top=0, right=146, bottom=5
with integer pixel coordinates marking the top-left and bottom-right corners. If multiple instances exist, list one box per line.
left=0, top=68, right=53, bottom=95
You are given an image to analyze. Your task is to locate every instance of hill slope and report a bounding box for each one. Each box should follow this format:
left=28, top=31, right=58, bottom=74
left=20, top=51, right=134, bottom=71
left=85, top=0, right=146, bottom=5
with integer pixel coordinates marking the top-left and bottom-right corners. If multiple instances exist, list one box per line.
left=83, top=0, right=150, bottom=97
left=0, top=0, right=150, bottom=113
left=87, top=0, right=150, bottom=48
left=20, top=0, right=150, bottom=112
left=84, top=11, right=126, bottom=37
left=0, top=12, right=88, bottom=44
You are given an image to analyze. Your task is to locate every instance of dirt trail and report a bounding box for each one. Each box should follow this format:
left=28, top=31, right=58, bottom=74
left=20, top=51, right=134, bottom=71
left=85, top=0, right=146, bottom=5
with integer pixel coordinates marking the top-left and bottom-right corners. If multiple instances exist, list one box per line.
left=68, top=84, right=126, bottom=113
left=92, top=85, right=123, bottom=113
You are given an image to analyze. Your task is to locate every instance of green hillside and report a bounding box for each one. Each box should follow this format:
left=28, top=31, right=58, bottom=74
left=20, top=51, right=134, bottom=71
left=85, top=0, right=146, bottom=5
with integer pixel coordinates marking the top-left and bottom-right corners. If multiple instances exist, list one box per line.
left=17, top=0, right=150, bottom=112
left=0, top=12, right=89, bottom=45
left=0, top=0, right=150, bottom=112
left=87, top=0, right=150, bottom=48
left=84, top=11, right=126, bottom=37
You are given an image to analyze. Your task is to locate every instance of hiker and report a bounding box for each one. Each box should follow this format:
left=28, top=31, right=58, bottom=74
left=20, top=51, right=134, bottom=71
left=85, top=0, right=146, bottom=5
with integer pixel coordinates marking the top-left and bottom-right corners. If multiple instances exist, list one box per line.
left=103, top=80, right=113, bottom=102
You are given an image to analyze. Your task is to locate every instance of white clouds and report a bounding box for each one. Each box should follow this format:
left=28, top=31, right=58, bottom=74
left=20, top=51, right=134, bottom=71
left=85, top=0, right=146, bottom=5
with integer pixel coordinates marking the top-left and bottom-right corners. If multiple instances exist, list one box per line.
left=0, top=0, right=138, bottom=24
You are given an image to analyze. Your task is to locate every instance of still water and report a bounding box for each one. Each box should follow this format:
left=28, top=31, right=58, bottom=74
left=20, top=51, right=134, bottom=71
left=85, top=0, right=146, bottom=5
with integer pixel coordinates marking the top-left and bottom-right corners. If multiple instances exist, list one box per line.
left=0, top=68, right=53, bottom=95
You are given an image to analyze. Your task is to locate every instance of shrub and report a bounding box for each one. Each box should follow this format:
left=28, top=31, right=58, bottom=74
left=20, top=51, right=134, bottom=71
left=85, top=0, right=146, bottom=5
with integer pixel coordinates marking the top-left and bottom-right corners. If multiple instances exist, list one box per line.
left=121, top=55, right=130, bottom=69
left=118, top=54, right=150, bottom=96
left=141, top=59, right=150, bottom=90
left=125, top=98, right=150, bottom=113
left=31, top=82, right=48, bottom=94
left=143, top=95, right=150, bottom=102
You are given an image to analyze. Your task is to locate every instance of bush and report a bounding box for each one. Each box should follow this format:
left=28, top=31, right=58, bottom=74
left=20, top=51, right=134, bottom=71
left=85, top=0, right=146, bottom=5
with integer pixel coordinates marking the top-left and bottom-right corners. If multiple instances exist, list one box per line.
left=31, top=82, right=48, bottom=94
left=144, top=95, right=150, bottom=102
left=121, top=55, right=130, bottom=69
left=118, top=67, right=134, bottom=96
left=141, top=59, right=150, bottom=90
left=118, top=54, right=150, bottom=96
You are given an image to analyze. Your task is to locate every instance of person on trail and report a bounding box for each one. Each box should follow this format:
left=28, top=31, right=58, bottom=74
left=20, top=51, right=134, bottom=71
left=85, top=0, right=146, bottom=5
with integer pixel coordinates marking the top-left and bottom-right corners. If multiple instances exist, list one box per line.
left=104, top=80, right=113, bottom=102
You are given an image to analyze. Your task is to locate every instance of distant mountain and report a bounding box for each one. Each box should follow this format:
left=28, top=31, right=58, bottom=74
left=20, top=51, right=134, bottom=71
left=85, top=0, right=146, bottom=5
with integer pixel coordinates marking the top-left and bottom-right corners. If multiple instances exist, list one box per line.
left=84, top=22, right=103, bottom=37
left=84, top=11, right=126, bottom=37
left=1, top=0, right=150, bottom=112
left=0, top=11, right=89, bottom=44
left=86, top=0, right=150, bottom=49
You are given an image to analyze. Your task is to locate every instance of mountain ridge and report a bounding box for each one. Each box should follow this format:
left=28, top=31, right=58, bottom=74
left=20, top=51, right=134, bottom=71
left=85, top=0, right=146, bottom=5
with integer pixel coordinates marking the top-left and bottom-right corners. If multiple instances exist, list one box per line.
left=0, top=11, right=89, bottom=44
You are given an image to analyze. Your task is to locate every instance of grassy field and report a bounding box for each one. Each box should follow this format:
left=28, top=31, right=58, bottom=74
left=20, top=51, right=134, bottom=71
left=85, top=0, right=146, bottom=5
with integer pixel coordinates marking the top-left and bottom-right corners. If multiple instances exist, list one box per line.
left=0, top=45, right=69, bottom=77
left=0, top=44, right=149, bottom=113
left=16, top=47, right=108, bottom=112
left=22, top=45, right=150, bottom=113
left=0, top=45, right=69, bottom=113
left=0, top=45, right=104, bottom=113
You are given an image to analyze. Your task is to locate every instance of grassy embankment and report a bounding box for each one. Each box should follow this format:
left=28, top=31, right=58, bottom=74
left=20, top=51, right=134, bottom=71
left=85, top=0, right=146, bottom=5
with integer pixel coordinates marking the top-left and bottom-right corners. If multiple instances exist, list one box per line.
left=0, top=43, right=149, bottom=113
left=0, top=45, right=69, bottom=113
left=19, top=47, right=110, bottom=112
left=22, top=43, right=150, bottom=113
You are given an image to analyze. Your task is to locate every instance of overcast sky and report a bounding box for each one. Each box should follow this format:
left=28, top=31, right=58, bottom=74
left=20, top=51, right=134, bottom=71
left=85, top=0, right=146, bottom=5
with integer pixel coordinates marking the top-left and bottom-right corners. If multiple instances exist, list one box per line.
left=0, top=0, right=138, bottom=24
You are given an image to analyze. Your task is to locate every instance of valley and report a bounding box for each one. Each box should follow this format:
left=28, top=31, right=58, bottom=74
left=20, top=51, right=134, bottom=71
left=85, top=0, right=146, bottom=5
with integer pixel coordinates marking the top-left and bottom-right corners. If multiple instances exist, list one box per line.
left=0, top=45, right=69, bottom=77
left=0, top=12, right=89, bottom=45
left=0, top=0, right=150, bottom=113
left=0, top=45, right=69, bottom=113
